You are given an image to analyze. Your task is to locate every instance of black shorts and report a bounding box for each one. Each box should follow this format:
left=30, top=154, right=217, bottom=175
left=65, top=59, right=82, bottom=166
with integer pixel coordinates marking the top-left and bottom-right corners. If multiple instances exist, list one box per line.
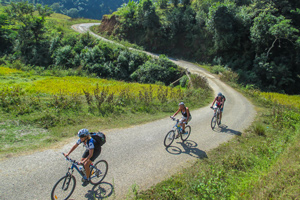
left=82, top=147, right=101, bottom=162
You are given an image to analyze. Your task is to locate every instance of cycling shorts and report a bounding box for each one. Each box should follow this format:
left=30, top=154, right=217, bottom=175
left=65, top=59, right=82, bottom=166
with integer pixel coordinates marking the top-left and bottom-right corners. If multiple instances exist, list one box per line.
left=180, top=116, right=192, bottom=124
left=215, top=103, right=224, bottom=112
left=82, top=147, right=101, bottom=162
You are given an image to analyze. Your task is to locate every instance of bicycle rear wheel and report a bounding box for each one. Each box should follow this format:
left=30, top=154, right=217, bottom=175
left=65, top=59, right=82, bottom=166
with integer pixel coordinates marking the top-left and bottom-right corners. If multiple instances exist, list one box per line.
left=181, top=125, right=191, bottom=141
left=211, top=116, right=217, bottom=130
left=164, top=130, right=175, bottom=147
left=90, top=160, right=108, bottom=185
left=51, top=174, right=76, bottom=200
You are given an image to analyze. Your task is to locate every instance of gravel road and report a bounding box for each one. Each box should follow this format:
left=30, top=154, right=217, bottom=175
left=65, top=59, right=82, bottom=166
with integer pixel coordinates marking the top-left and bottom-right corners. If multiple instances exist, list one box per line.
left=0, top=23, right=256, bottom=200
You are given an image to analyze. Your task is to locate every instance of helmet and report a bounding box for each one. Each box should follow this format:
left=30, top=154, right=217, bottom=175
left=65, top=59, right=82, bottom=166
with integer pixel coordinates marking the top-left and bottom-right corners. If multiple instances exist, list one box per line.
left=178, top=102, right=185, bottom=106
left=78, top=129, right=89, bottom=138
left=217, top=92, right=223, bottom=97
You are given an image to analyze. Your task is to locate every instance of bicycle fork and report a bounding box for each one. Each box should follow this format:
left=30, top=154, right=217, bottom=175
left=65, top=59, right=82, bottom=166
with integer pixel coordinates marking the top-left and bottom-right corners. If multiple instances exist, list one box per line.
left=62, top=174, right=72, bottom=191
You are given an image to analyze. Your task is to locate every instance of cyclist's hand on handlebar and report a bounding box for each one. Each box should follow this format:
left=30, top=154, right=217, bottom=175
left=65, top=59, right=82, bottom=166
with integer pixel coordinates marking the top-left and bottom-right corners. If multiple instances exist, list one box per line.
left=210, top=106, right=213, bottom=109
left=63, top=153, right=69, bottom=157
left=170, top=116, right=175, bottom=120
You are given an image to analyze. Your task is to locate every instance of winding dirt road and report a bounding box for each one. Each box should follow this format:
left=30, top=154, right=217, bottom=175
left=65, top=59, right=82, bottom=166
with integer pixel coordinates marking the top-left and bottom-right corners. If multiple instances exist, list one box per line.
left=0, top=24, right=256, bottom=200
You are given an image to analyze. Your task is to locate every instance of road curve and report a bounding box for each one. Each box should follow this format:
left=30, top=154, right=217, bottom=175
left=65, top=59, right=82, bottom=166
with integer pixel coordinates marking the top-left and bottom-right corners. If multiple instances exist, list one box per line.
left=0, top=23, right=256, bottom=200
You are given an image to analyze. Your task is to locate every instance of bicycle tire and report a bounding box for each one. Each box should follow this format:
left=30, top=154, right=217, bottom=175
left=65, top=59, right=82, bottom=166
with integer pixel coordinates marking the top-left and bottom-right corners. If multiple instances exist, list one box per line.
left=181, top=125, right=191, bottom=141
left=90, top=160, right=108, bottom=185
left=211, top=116, right=217, bottom=130
left=164, top=130, right=175, bottom=147
left=51, top=174, right=76, bottom=200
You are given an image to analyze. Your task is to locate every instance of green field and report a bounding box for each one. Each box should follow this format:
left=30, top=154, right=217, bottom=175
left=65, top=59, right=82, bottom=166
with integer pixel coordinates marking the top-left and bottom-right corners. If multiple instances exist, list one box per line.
left=0, top=66, right=212, bottom=158
left=45, top=13, right=101, bottom=35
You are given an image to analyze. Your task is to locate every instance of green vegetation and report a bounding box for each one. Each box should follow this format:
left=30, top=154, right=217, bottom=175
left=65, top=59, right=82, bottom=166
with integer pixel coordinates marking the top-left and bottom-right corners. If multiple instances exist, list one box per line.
left=95, top=0, right=300, bottom=94
left=127, top=75, right=300, bottom=199
left=1, top=0, right=133, bottom=19
left=0, top=66, right=212, bottom=157
left=46, top=13, right=101, bottom=35
left=0, top=2, right=212, bottom=158
left=0, top=2, right=183, bottom=86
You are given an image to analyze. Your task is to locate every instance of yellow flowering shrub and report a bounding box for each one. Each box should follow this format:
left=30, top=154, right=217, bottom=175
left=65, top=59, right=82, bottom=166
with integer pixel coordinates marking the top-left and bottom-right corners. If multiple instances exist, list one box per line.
left=260, top=92, right=300, bottom=109
left=27, top=76, right=183, bottom=99
left=0, top=66, right=22, bottom=75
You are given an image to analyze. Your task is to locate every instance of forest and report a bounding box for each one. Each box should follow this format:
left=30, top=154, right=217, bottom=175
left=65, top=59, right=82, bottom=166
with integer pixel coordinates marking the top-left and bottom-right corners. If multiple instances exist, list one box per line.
left=96, top=0, right=300, bottom=94
left=0, top=0, right=133, bottom=19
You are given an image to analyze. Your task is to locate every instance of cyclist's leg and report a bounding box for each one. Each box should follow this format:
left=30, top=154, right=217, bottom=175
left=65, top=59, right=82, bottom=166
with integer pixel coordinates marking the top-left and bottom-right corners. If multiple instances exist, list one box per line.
left=180, top=117, right=187, bottom=132
left=220, top=106, right=224, bottom=121
left=81, top=149, right=89, bottom=162
left=85, top=147, right=101, bottom=179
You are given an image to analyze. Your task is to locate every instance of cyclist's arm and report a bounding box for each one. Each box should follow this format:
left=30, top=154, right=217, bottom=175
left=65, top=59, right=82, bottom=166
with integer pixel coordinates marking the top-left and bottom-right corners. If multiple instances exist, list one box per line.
left=211, top=98, right=216, bottom=107
left=186, top=107, right=190, bottom=121
left=172, top=108, right=180, bottom=117
left=65, top=143, right=79, bottom=157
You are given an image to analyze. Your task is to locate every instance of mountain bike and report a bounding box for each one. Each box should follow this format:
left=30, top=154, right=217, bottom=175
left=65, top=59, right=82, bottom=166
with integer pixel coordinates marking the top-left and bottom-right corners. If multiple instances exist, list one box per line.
left=164, top=117, right=191, bottom=147
left=211, top=106, right=221, bottom=130
left=51, top=153, right=108, bottom=200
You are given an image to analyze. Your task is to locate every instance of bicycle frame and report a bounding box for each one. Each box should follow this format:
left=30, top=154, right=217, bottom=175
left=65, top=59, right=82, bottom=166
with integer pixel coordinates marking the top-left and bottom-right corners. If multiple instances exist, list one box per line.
left=64, top=154, right=99, bottom=180
left=172, top=119, right=182, bottom=133
left=213, top=106, right=221, bottom=117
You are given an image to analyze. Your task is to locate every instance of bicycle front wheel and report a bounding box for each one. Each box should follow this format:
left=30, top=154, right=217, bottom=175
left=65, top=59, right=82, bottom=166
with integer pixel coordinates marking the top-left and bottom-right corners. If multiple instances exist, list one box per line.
left=51, top=175, right=76, bottom=200
left=164, top=130, right=175, bottom=147
left=211, top=116, right=217, bottom=130
left=181, top=125, right=191, bottom=141
left=90, top=160, right=108, bottom=185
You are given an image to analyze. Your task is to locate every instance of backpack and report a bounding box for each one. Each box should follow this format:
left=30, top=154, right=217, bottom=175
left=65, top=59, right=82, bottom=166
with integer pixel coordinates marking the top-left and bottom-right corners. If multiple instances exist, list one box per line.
left=91, top=132, right=106, bottom=147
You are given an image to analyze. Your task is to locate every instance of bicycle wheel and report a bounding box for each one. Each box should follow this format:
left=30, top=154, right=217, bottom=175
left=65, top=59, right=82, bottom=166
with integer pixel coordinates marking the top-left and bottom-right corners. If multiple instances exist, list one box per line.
left=164, top=130, right=175, bottom=147
left=51, top=175, right=76, bottom=200
left=211, top=116, right=217, bottom=130
left=90, top=160, right=108, bottom=185
left=181, top=125, right=191, bottom=141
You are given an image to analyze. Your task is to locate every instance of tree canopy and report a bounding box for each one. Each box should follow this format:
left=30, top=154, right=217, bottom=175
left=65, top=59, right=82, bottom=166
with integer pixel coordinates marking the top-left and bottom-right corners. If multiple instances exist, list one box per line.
left=105, top=0, right=300, bottom=94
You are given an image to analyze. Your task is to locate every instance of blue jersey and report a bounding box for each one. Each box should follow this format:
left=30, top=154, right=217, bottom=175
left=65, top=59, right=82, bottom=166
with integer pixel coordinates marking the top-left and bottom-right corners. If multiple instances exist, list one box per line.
left=76, top=138, right=96, bottom=150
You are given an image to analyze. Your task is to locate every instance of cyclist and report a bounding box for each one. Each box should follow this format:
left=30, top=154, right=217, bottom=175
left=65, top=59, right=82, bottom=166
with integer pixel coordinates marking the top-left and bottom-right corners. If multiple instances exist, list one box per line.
left=171, top=102, right=192, bottom=138
left=64, top=129, right=101, bottom=187
left=211, top=92, right=225, bottom=124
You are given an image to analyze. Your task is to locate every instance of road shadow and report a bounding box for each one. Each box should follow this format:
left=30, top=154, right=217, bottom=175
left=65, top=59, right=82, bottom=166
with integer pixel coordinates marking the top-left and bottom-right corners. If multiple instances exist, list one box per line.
left=165, top=140, right=208, bottom=159
left=85, top=182, right=114, bottom=200
left=217, top=124, right=242, bottom=136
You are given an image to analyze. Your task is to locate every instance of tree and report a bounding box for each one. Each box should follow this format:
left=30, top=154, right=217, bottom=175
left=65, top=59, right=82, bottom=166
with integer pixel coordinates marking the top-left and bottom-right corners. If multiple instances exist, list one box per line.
left=0, top=14, right=14, bottom=55
left=67, top=8, right=79, bottom=18
left=137, top=0, right=160, bottom=29
left=5, top=2, right=53, bottom=66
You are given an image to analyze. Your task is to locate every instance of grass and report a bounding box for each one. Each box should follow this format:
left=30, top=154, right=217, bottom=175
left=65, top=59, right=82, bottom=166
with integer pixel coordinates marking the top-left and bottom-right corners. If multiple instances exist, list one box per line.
left=130, top=84, right=300, bottom=199
left=0, top=66, right=212, bottom=158
left=45, top=13, right=101, bottom=35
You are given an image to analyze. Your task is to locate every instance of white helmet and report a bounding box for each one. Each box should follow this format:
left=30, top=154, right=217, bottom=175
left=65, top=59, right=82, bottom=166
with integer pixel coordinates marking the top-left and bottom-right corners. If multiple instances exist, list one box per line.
left=78, top=129, right=89, bottom=138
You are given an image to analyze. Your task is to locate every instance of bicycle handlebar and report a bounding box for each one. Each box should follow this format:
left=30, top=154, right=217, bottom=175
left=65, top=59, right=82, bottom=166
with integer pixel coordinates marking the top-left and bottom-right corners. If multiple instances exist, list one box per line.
left=62, top=153, right=80, bottom=165
left=170, top=116, right=180, bottom=122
